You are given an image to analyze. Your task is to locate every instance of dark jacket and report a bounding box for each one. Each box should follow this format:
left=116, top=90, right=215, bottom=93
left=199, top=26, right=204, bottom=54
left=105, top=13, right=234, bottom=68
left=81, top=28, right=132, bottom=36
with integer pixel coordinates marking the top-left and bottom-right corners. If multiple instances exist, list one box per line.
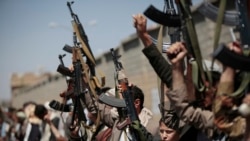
left=142, top=44, right=172, bottom=87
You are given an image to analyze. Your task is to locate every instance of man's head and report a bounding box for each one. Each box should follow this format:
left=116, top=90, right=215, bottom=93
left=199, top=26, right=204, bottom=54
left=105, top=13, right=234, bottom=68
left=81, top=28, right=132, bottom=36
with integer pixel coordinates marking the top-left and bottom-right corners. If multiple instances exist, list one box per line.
left=23, top=101, right=37, bottom=118
left=101, top=85, right=145, bottom=115
left=159, top=110, right=180, bottom=141
left=130, top=85, right=145, bottom=112
left=34, top=104, right=48, bottom=120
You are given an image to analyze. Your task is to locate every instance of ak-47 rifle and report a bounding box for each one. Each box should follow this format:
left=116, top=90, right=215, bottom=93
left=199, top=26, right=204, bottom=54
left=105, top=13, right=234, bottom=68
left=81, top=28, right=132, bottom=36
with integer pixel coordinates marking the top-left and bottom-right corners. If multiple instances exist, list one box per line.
left=212, top=0, right=250, bottom=116
left=63, top=2, right=105, bottom=138
left=49, top=54, right=74, bottom=112
left=98, top=49, right=126, bottom=107
left=99, top=48, right=152, bottom=141
left=111, top=48, right=154, bottom=141
left=109, top=48, right=139, bottom=135
left=213, top=0, right=250, bottom=71
left=67, top=1, right=105, bottom=94
left=197, top=0, right=239, bottom=26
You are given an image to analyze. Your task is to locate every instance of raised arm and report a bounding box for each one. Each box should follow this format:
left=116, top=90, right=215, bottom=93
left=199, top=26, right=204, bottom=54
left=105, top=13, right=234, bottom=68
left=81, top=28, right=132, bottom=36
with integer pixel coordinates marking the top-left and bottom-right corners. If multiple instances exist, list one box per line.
left=133, top=14, right=172, bottom=87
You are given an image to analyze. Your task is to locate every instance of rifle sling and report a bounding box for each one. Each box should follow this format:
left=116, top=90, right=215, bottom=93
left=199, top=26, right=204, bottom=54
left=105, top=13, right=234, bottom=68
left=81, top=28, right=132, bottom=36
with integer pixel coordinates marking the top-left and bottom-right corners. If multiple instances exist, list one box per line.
left=190, top=60, right=206, bottom=92
left=230, top=72, right=250, bottom=97
left=180, top=0, right=212, bottom=89
left=156, top=25, right=167, bottom=111
left=212, top=0, right=227, bottom=69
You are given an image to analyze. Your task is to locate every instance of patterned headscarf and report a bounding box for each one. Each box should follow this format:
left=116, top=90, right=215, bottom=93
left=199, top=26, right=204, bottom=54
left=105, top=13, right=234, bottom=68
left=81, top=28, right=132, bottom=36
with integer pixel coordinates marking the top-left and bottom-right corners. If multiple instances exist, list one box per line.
left=160, top=109, right=180, bottom=131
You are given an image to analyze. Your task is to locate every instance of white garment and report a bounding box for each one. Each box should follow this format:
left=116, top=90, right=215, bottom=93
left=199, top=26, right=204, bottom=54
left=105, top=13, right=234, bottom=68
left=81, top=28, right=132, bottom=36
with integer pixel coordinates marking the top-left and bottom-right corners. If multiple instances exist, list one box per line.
left=23, top=123, right=31, bottom=141
left=119, top=126, right=132, bottom=141
left=41, top=111, right=65, bottom=141
left=110, top=107, right=153, bottom=127
left=0, top=122, right=10, bottom=138
left=139, top=107, right=153, bottom=127
left=41, top=123, right=51, bottom=141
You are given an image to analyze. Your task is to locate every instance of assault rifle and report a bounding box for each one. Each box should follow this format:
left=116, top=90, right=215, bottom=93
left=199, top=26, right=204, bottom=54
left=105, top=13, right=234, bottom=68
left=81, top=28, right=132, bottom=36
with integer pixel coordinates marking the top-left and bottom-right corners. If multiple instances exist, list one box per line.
left=49, top=54, right=74, bottom=112
left=63, top=2, right=105, bottom=138
left=70, top=47, right=88, bottom=126
left=67, top=1, right=95, bottom=65
left=197, top=1, right=239, bottom=26
left=213, top=0, right=250, bottom=71
left=67, top=1, right=105, bottom=93
left=110, top=48, right=139, bottom=128
left=164, top=0, right=181, bottom=44
left=57, top=54, right=74, bottom=77
left=98, top=48, right=139, bottom=140
left=99, top=48, right=138, bottom=128
left=213, top=0, right=250, bottom=101
left=213, top=0, right=250, bottom=117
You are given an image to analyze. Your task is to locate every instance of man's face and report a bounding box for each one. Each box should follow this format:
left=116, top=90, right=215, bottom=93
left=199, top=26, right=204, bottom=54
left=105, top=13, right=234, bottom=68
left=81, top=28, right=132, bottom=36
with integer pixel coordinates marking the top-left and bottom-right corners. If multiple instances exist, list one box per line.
left=159, top=122, right=179, bottom=141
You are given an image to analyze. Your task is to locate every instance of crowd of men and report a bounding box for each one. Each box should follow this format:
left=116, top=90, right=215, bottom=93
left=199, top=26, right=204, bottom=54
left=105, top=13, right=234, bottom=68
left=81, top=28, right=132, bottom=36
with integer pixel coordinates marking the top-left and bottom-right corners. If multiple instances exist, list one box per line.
left=1, top=1, right=250, bottom=141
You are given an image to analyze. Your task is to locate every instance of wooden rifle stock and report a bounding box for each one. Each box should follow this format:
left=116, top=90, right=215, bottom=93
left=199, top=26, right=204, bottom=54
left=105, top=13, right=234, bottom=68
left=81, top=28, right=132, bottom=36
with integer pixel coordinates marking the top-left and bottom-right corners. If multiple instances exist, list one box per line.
left=67, top=1, right=105, bottom=97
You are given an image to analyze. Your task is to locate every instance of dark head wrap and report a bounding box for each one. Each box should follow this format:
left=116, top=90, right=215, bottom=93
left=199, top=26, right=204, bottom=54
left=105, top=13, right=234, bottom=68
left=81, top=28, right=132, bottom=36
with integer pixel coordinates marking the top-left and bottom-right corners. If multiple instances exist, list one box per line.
left=160, top=109, right=180, bottom=131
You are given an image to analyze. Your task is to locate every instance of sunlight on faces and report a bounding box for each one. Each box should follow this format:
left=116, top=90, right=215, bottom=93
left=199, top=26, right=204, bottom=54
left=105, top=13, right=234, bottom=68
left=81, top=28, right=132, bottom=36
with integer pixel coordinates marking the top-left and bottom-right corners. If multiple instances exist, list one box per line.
left=159, top=121, right=180, bottom=141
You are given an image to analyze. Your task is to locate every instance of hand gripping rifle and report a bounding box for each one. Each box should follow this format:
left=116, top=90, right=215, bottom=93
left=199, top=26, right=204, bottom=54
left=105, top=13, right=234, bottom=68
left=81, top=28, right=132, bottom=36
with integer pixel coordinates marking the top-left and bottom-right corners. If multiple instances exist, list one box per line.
left=49, top=54, right=74, bottom=112
left=176, top=0, right=213, bottom=101
left=71, top=47, right=88, bottom=125
left=98, top=48, right=126, bottom=108
left=66, top=1, right=105, bottom=135
left=143, top=0, right=182, bottom=115
left=113, top=49, right=155, bottom=141
left=109, top=48, right=139, bottom=129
